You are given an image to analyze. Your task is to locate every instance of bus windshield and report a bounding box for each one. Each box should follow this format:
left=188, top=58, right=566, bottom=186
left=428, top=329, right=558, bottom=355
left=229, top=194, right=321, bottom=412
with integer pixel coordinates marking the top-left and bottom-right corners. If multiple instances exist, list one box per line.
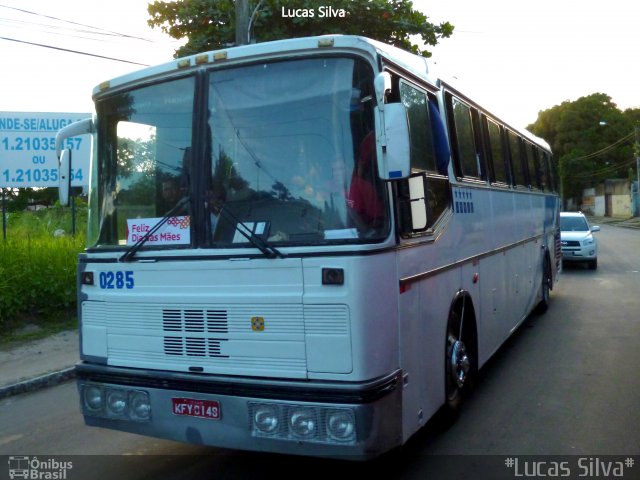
left=90, top=57, right=389, bottom=250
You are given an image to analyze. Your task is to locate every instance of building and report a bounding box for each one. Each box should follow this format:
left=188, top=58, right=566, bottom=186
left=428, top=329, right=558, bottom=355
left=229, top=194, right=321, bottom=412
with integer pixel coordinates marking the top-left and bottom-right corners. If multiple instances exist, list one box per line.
left=582, top=179, right=634, bottom=217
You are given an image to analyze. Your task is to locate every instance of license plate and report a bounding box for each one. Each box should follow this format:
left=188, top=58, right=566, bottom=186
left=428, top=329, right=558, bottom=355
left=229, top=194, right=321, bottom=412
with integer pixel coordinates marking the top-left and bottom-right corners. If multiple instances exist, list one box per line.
left=172, top=397, right=221, bottom=420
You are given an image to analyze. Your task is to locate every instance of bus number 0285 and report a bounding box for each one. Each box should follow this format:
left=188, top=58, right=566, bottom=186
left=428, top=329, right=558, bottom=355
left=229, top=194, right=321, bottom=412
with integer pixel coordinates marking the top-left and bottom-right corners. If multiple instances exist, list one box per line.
left=99, top=271, right=135, bottom=289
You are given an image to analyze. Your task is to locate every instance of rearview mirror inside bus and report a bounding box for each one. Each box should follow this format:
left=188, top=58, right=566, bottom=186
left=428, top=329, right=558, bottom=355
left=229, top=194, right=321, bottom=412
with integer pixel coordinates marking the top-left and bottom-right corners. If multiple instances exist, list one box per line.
left=375, top=102, right=411, bottom=181
left=58, top=149, right=71, bottom=207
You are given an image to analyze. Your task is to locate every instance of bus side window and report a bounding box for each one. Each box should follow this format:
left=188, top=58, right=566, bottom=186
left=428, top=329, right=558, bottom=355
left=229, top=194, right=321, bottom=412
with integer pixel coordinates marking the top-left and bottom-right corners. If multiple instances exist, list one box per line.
left=399, top=81, right=438, bottom=173
left=550, top=154, right=559, bottom=193
left=525, top=142, right=541, bottom=190
left=447, top=95, right=485, bottom=180
left=535, top=148, right=551, bottom=192
left=398, top=80, right=451, bottom=232
left=543, top=151, right=556, bottom=192
left=484, top=118, right=509, bottom=185
left=507, top=130, right=527, bottom=188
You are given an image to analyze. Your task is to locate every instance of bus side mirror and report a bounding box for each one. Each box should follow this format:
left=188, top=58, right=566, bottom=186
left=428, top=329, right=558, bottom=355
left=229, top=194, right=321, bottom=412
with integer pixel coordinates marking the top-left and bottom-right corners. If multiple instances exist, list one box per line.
left=55, top=117, right=93, bottom=207
left=59, top=149, right=71, bottom=207
left=375, top=102, right=410, bottom=181
left=374, top=71, right=392, bottom=106
left=398, top=174, right=428, bottom=235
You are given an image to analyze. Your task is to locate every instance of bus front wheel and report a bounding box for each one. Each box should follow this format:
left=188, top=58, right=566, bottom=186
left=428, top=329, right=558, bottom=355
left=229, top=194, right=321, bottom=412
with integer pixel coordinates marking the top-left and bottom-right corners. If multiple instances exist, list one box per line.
left=444, top=309, right=474, bottom=415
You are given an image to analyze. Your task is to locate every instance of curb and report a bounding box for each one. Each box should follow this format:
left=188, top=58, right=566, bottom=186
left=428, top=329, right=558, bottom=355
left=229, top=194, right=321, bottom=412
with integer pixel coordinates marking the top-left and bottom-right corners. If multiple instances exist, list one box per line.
left=0, top=367, right=76, bottom=401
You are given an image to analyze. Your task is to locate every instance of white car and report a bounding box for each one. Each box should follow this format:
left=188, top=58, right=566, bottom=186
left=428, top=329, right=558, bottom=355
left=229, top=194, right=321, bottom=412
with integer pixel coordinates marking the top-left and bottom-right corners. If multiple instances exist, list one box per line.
left=560, top=212, right=600, bottom=269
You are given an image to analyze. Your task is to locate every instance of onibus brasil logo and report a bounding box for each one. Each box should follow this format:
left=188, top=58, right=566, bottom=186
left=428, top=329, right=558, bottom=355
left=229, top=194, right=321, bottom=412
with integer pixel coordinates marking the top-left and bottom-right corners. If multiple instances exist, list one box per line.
left=7, top=456, right=72, bottom=479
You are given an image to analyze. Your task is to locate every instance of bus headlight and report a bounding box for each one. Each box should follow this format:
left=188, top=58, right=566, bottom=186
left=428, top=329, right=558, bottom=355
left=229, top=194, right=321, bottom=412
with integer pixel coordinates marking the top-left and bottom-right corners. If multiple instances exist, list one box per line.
left=249, top=402, right=357, bottom=445
left=289, top=407, right=318, bottom=438
left=83, top=385, right=104, bottom=412
left=130, top=391, right=151, bottom=420
left=253, top=404, right=280, bottom=434
left=106, top=389, right=128, bottom=416
left=79, top=383, right=152, bottom=422
left=326, top=409, right=356, bottom=442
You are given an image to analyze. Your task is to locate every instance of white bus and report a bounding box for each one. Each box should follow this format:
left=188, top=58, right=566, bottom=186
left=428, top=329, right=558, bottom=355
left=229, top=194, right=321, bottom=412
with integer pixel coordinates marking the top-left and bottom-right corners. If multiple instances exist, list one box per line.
left=57, top=35, right=560, bottom=460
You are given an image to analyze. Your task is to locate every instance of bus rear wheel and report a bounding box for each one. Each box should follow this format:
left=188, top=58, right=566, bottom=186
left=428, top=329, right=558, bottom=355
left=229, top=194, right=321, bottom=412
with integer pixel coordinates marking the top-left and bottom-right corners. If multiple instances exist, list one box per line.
left=535, top=256, right=552, bottom=314
left=444, top=309, right=473, bottom=415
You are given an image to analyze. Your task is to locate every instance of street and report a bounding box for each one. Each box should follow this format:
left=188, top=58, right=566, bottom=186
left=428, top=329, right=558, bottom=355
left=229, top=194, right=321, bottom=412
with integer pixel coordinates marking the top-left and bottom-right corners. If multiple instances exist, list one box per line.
left=1, top=224, right=639, bottom=479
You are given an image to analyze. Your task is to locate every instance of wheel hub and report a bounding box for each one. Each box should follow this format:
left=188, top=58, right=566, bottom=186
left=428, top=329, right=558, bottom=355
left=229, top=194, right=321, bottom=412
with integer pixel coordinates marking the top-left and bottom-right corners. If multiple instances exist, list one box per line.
left=450, top=339, right=470, bottom=388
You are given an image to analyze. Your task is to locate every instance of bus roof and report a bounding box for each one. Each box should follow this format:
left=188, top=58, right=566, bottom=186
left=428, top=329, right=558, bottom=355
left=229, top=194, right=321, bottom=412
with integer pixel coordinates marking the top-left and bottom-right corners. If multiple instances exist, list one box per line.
left=92, top=34, right=549, bottom=153
left=92, top=35, right=436, bottom=97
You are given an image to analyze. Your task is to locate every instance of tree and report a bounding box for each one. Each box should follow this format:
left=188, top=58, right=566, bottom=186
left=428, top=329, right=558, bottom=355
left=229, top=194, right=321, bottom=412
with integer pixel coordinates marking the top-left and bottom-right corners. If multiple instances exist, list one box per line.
left=3, top=187, right=59, bottom=212
left=148, top=0, right=453, bottom=58
left=527, top=93, right=639, bottom=200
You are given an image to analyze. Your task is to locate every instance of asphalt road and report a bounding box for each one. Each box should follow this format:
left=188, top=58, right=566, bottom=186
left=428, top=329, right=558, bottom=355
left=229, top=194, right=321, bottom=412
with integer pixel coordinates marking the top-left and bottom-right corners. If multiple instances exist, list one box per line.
left=1, top=224, right=638, bottom=479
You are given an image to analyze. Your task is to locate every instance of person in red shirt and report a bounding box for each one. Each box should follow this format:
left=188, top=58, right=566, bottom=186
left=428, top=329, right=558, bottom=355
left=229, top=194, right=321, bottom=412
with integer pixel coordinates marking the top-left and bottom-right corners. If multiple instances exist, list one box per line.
left=348, top=131, right=384, bottom=227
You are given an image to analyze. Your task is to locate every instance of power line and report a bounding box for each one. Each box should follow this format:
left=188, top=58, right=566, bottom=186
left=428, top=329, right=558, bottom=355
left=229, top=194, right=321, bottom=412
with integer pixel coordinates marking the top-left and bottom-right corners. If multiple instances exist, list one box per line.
left=0, top=35, right=149, bottom=66
left=0, top=16, right=125, bottom=41
left=0, top=3, right=154, bottom=42
left=569, top=156, right=638, bottom=179
left=567, top=131, right=635, bottom=162
left=0, top=18, right=125, bottom=44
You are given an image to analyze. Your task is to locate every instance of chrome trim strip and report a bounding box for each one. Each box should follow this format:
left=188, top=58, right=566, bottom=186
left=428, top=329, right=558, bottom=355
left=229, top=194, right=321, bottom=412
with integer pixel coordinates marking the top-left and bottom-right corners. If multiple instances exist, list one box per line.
left=400, top=234, right=546, bottom=285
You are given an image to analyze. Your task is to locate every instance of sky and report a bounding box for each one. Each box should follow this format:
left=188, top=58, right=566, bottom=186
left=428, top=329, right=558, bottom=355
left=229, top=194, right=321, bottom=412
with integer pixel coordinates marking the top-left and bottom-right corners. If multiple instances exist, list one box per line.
left=419, top=0, right=640, bottom=128
left=0, top=0, right=638, bottom=129
left=0, top=0, right=181, bottom=115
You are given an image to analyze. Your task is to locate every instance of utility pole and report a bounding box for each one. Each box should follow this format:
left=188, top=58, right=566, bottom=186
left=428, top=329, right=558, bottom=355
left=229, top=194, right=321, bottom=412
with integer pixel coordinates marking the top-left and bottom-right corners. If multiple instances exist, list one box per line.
left=235, top=0, right=249, bottom=45
left=633, top=122, right=640, bottom=217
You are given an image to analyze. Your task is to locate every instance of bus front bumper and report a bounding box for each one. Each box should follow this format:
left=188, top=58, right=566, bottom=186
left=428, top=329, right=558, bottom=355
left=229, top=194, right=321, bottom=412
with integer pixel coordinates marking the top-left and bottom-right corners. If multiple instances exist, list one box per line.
left=75, top=363, right=403, bottom=460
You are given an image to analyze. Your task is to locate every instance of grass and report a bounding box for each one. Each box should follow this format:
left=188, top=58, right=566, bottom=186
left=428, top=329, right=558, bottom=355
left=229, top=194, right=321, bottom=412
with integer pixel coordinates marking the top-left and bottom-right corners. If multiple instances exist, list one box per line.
left=0, top=203, right=86, bottom=345
left=0, top=314, right=78, bottom=347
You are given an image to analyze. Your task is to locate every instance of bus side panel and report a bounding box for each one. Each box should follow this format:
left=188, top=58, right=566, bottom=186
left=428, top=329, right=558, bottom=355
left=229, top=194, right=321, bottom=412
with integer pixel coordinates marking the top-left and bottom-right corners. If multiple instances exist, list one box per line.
left=397, top=244, right=458, bottom=442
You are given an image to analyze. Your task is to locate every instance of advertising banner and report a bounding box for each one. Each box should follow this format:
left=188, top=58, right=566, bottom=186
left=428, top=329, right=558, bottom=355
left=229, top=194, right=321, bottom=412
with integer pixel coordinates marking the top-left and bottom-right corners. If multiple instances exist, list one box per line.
left=0, top=112, right=91, bottom=187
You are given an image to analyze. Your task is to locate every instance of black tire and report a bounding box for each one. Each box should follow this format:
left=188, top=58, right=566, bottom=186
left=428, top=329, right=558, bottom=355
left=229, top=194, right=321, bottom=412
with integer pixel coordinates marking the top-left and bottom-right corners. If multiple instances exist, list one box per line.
left=444, top=309, right=475, bottom=416
left=589, top=258, right=598, bottom=270
left=535, top=257, right=551, bottom=314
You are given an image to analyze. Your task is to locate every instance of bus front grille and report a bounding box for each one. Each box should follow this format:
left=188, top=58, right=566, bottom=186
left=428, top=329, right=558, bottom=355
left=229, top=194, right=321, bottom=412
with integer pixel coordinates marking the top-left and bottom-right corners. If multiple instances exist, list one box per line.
left=162, top=308, right=229, bottom=333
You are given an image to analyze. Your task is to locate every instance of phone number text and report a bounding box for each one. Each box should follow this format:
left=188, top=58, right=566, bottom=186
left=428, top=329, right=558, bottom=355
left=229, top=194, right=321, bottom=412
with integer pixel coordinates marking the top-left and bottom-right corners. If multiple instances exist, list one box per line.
left=1, top=136, right=83, bottom=151
left=2, top=168, right=84, bottom=184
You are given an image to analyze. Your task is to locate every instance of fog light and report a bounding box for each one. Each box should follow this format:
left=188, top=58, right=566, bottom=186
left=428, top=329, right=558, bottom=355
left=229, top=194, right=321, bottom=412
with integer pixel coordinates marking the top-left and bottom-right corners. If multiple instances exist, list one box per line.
left=326, top=409, right=356, bottom=442
left=83, top=385, right=103, bottom=412
left=106, top=389, right=127, bottom=416
left=253, top=404, right=280, bottom=434
left=289, top=407, right=317, bottom=438
left=129, top=391, right=151, bottom=420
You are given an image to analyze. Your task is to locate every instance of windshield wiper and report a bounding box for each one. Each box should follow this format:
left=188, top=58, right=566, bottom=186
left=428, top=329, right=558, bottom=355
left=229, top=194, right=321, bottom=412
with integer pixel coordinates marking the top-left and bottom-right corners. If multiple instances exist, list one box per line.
left=119, top=196, right=190, bottom=263
left=216, top=204, right=286, bottom=259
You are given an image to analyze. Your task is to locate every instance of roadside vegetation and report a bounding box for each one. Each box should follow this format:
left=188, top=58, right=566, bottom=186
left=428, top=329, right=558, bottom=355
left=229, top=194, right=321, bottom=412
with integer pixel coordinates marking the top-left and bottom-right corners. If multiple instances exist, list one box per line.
left=0, top=201, right=86, bottom=344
